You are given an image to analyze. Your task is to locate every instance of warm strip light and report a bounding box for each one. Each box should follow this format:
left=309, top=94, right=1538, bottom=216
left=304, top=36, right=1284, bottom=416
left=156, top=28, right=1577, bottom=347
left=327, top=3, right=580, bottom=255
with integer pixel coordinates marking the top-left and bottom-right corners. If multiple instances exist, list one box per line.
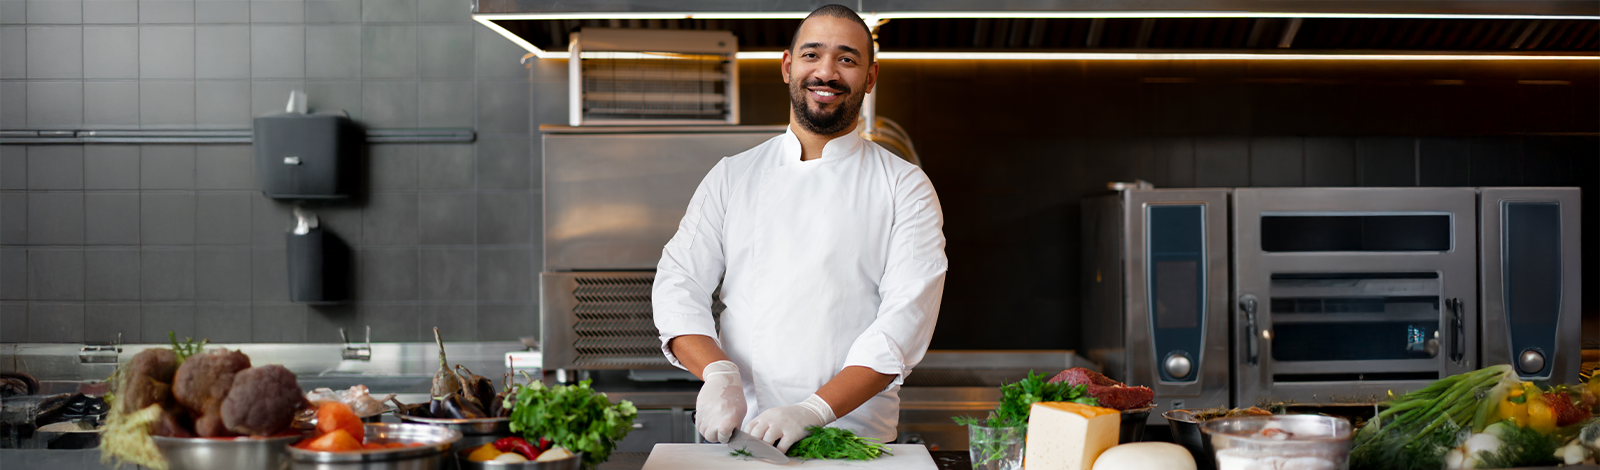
left=475, top=11, right=1600, bottom=22
left=874, top=51, right=1600, bottom=61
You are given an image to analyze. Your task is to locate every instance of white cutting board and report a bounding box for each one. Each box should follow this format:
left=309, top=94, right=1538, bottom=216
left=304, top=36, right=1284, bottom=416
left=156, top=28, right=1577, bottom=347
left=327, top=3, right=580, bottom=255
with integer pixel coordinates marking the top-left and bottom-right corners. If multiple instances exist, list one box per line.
left=641, top=444, right=937, bottom=470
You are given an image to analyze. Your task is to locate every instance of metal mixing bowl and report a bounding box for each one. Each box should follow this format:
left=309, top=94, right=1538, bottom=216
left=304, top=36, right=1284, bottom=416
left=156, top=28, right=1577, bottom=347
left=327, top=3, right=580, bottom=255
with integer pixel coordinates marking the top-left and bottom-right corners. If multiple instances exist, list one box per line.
left=1201, top=415, right=1353, bottom=470
left=396, top=414, right=511, bottom=452
left=154, top=434, right=304, bottom=470
left=288, top=422, right=460, bottom=470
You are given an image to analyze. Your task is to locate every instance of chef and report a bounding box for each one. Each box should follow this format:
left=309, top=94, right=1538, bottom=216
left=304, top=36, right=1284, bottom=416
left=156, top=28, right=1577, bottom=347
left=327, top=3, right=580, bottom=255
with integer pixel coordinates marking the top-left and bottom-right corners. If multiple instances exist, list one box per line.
left=652, top=3, right=947, bottom=452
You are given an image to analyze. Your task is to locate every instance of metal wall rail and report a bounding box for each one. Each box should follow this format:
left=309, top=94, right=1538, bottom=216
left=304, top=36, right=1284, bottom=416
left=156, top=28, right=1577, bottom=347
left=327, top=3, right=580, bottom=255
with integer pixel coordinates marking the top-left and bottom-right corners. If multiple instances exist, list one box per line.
left=0, top=128, right=476, bottom=145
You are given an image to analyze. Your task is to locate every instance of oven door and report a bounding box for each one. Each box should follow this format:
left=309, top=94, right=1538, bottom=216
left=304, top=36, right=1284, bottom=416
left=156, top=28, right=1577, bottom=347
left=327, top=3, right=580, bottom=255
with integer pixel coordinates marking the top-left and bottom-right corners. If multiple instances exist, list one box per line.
left=1233, top=188, right=1479, bottom=405
left=1123, top=189, right=1232, bottom=415
left=1479, top=188, right=1581, bottom=383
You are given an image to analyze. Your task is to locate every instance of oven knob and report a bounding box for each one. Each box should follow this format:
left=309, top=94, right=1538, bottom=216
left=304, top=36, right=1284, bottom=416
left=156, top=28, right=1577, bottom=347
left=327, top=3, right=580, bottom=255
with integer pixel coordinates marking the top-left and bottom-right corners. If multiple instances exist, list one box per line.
left=1164, top=352, right=1193, bottom=379
left=1517, top=349, right=1545, bottom=375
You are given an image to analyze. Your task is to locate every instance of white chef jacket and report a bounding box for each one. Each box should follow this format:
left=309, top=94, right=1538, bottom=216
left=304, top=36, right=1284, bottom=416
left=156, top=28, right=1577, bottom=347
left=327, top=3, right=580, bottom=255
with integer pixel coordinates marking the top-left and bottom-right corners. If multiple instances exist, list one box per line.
left=652, top=126, right=947, bottom=442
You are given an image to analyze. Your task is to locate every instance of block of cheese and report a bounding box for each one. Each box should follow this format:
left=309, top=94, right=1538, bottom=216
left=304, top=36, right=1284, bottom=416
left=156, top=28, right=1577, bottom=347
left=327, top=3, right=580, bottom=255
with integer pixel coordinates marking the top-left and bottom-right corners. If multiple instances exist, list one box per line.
left=1023, top=402, right=1121, bottom=470
left=1092, top=442, right=1197, bottom=470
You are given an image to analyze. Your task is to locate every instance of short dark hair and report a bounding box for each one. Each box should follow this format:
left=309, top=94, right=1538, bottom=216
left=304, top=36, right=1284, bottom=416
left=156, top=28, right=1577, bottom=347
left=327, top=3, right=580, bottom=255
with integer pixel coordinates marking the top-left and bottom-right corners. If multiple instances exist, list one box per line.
left=789, top=4, right=875, bottom=63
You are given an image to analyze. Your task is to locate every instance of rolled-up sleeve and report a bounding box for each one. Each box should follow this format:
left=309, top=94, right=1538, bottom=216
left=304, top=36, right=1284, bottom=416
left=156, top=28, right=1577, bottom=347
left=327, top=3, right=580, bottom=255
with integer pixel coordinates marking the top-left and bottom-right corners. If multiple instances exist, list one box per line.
left=842, top=168, right=947, bottom=390
left=653, top=159, right=731, bottom=370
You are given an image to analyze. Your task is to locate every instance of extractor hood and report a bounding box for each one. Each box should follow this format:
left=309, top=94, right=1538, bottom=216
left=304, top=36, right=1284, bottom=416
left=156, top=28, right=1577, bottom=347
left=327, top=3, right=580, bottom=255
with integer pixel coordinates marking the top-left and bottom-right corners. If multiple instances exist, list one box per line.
left=473, top=0, right=1598, bottom=60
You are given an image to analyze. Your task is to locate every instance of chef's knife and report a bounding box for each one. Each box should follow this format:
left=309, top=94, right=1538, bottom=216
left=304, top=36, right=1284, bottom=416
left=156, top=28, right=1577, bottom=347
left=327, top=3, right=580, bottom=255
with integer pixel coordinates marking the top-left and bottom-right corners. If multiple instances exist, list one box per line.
left=727, top=428, right=790, bottom=465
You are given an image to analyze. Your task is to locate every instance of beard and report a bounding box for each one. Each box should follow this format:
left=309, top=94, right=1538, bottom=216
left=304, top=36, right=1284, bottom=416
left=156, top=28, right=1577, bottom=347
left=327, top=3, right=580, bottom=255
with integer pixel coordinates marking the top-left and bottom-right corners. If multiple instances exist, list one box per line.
left=788, top=77, right=865, bottom=136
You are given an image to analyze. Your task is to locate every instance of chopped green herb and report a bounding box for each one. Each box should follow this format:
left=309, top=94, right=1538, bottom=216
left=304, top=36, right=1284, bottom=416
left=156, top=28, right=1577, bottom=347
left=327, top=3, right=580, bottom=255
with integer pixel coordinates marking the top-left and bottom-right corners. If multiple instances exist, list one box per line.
left=786, top=426, right=892, bottom=461
left=728, top=448, right=754, bottom=459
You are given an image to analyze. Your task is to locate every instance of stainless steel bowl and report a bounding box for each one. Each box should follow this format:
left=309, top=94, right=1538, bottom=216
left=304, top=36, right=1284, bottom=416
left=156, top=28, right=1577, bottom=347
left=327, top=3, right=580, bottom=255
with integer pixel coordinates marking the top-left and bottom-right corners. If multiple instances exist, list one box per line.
left=454, top=449, right=584, bottom=470
left=1119, top=405, right=1155, bottom=444
left=396, top=414, right=511, bottom=451
left=1162, top=409, right=1217, bottom=470
left=288, top=423, right=460, bottom=470
left=154, top=434, right=304, bottom=470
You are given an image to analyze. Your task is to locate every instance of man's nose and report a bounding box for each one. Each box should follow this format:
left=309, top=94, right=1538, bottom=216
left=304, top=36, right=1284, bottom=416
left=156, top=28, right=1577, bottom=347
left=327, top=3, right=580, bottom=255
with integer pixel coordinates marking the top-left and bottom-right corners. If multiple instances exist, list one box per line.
left=811, top=60, right=841, bottom=83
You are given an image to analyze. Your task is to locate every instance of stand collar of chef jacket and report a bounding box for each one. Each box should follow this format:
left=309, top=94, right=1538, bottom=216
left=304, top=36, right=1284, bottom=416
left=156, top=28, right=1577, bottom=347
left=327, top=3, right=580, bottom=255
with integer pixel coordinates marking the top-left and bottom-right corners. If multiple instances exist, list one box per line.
left=779, top=124, right=865, bottom=166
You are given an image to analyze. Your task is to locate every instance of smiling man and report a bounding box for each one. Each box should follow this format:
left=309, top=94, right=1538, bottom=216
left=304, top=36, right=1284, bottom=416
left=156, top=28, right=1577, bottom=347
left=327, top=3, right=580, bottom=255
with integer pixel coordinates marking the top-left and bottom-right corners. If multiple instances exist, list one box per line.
left=651, top=4, right=948, bottom=452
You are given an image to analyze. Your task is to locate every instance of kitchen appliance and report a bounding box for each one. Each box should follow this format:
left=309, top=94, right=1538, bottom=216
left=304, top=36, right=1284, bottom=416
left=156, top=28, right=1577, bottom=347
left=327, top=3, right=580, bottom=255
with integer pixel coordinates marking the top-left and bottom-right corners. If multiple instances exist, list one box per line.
left=1082, top=189, right=1234, bottom=422
left=1084, top=186, right=1580, bottom=408
left=568, top=28, right=739, bottom=126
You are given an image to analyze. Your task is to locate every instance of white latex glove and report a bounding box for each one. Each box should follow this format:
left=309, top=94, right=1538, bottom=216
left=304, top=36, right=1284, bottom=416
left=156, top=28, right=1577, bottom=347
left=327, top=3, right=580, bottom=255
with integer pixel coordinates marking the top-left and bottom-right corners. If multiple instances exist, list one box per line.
left=694, top=360, right=747, bottom=444
left=744, top=394, right=837, bottom=453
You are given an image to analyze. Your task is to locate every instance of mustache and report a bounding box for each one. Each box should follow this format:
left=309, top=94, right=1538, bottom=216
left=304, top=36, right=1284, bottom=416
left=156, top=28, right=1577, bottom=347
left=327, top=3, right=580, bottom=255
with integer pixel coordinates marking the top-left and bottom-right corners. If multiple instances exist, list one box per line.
left=801, top=78, right=851, bottom=95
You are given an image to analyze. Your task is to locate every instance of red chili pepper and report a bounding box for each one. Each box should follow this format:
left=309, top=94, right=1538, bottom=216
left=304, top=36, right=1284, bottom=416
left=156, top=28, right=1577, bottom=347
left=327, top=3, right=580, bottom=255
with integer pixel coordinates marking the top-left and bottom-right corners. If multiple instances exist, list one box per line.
left=538, top=437, right=553, bottom=451
left=492, top=436, right=542, bottom=459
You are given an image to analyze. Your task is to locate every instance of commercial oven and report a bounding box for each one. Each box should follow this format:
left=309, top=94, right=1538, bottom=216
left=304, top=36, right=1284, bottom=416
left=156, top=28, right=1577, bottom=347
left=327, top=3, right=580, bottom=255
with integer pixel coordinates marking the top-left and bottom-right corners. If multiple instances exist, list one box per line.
left=1085, top=186, right=1580, bottom=409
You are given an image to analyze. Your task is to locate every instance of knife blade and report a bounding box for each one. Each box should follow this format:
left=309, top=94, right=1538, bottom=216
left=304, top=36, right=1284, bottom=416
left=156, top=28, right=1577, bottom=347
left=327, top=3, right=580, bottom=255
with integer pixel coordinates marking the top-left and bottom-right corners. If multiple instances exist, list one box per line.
left=727, top=428, right=790, bottom=465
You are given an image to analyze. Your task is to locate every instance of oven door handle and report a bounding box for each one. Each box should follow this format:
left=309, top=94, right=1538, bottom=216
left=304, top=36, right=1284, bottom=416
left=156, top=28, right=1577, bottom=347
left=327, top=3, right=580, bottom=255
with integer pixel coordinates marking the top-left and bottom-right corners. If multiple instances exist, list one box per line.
left=1448, top=298, right=1465, bottom=364
left=1240, top=294, right=1259, bottom=366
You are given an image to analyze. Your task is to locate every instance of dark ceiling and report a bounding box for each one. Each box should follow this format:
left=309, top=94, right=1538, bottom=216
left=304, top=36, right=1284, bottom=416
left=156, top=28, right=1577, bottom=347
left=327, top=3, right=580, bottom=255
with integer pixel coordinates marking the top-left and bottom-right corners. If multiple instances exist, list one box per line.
left=495, top=17, right=1599, bottom=54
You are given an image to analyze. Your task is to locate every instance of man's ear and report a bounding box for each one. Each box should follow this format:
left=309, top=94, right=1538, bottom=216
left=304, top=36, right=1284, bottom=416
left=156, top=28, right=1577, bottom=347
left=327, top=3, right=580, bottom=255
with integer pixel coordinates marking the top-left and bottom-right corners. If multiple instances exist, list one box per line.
left=780, top=49, right=792, bottom=84
left=864, top=61, right=879, bottom=94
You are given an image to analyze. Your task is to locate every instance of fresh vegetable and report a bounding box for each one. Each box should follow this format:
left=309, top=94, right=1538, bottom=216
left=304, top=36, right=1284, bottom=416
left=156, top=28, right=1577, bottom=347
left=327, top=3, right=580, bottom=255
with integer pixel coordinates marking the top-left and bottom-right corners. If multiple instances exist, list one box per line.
left=98, top=404, right=168, bottom=470
left=1525, top=387, right=1558, bottom=435
left=1351, top=365, right=1513, bottom=470
left=506, top=380, right=637, bottom=466
left=785, top=426, right=892, bottom=461
left=952, top=370, right=1097, bottom=428
left=493, top=452, right=530, bottom=463
left=1477, top=420, right=1561, bottom=468
left=537, top=447, right=575, bottom=462
left=1543, top=387, right=1591, bottom=427
left=729, top=448, right=755, bottom=459
left=430, top=327, right=461, bottom=399
left=467, top=443, right=504, bottom=462
left=316, top=402, right=365, bottom=443
left=168, top=332, right=208, bottom=363
left=306, top=429, right=363, bottom=452
left=493, top=436, right=542, bottom=459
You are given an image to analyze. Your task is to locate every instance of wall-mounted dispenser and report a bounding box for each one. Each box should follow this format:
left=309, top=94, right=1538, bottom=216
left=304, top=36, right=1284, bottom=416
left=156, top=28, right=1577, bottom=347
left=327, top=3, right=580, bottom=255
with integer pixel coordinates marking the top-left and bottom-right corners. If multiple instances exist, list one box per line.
left=254, top=98, right=361, bottom=200
left=287, top=208, right=352, bottom=304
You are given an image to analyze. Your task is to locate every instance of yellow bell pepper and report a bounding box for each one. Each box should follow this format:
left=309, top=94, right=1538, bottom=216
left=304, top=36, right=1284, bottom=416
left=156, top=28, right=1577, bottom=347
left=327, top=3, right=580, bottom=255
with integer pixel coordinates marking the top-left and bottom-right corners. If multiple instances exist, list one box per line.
left=1498, top=388, right=1530, bottom=427
left=467, top=443, right=504, bottom=462
left=1526, top=387, right=1557, bottom=435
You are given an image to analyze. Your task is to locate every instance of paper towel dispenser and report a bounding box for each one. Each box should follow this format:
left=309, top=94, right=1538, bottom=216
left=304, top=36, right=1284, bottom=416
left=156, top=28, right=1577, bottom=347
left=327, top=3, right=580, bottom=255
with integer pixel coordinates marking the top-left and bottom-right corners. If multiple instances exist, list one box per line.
left=254, top=113, right=360, bottom=200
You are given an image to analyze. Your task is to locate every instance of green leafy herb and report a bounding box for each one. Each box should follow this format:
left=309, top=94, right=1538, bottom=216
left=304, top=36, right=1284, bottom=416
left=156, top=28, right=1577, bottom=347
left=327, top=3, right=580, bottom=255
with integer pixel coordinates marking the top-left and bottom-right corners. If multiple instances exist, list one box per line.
left=728, top=448, right=754, bottom=459
left=786, top=426, right=892, bottom=461
left=952, top=371, right=1097, bottom=467
left=1477, top=421, right=1561, bottom=468
left=505, top=380, right=637, bottom=467
left=952, top=370, right=1097, bottom=428
left=168, top=332, right=207, bottom=363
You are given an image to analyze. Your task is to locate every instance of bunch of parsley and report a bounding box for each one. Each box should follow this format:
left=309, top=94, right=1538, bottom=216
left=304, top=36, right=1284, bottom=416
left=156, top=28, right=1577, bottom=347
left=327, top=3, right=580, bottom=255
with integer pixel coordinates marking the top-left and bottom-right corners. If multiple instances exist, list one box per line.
left=952, top=371, right=1097, bottom=466
left=506, top=380, right=637, bottom=467
left=953, top=371, right=1097, bottom=428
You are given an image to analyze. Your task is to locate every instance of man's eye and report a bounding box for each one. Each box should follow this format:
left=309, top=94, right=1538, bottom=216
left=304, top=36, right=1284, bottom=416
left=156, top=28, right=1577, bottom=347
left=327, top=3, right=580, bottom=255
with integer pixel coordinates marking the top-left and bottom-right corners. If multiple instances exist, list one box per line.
left=841, top=57, right=855, bottom=64
left=803, top=52, right=817, bottom=58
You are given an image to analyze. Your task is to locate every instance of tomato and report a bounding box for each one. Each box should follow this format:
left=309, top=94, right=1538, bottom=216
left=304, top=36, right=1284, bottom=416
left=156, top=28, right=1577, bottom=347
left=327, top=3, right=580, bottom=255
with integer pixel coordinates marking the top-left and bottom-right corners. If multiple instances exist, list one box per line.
left=306, top=429, right=363, bottom=452
left=316, top=402, right=365, bottom=443
left=384, top=442, right=406, bottom=449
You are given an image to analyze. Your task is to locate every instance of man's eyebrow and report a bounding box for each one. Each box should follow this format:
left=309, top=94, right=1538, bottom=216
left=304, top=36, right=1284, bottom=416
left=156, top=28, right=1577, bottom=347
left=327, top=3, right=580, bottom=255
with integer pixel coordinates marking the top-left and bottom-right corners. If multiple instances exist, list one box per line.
left=799, top=42, right=824, bottom=50
left=836, top=44, right=862, bottom=57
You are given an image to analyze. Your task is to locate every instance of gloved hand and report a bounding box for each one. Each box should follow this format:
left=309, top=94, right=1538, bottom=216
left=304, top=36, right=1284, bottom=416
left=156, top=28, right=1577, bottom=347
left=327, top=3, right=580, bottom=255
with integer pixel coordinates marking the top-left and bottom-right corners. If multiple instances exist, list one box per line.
left=744, top=394, right=837, bottom=453
left=694, top=360, right=747, bottom=443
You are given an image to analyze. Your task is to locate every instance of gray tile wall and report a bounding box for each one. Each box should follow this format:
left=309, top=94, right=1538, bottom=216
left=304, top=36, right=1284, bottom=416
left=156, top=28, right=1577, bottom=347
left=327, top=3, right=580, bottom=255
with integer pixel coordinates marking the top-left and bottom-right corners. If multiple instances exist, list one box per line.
left=0, top=0, right=559, bottom=343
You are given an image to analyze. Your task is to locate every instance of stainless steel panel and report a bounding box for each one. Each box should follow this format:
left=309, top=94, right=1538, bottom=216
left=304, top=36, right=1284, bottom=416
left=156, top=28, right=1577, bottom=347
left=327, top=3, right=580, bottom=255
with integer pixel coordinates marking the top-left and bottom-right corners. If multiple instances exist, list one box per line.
left=541, top=126, right=782, bottom=271
left=1478, top=188, right=1581, bottom=383
left=542, top=271, right=719, bottom=370
left=1126, top=189, right=1232, bottom=420
left=1232, top=188, right=1479, bottom=405
left=617, top=409, right=682, bottom=452
left=1083, top=189, right=1231, bottom=423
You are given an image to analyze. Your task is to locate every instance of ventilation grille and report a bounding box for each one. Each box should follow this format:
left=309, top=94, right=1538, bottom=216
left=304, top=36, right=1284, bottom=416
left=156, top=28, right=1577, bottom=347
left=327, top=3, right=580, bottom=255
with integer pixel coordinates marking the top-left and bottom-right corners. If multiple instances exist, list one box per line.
left=570, top=276, right=724, bottom=367
left=581, top=52, right=732, bottom=121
